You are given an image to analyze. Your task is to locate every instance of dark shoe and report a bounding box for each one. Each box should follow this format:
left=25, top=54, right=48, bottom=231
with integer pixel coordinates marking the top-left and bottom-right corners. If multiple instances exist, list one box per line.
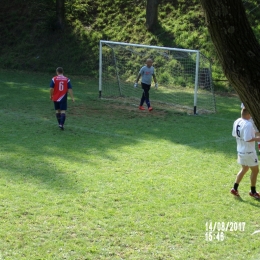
left=230, top=188, right=240, bottom=197
left=249, top=191, right=260, bottom=199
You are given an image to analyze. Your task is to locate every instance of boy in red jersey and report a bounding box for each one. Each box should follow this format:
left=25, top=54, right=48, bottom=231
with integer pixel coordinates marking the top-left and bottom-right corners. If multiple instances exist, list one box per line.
left=50, top=67, right=75, bottom=130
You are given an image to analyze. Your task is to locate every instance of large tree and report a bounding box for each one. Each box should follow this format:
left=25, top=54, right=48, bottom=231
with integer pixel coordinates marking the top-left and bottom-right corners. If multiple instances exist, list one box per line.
left=146, top=0, right=160, bottom=31
left=200, top=0, right=260, bottom=128
left=56, top=0, right=65, bottom=29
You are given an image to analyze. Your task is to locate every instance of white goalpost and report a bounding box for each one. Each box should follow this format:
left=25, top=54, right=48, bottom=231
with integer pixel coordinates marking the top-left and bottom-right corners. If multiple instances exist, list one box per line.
left=99, top=40, right=216, bottom=114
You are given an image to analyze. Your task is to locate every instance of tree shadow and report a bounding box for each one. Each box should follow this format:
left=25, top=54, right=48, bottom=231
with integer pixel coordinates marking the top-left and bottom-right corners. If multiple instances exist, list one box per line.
left=0, top=70, right=241, bottom=192
left=149, top=22, right=178, bottom=48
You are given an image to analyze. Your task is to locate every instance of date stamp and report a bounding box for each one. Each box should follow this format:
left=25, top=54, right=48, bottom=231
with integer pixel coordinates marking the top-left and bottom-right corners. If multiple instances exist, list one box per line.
left=205, top=221, right=245, bottom=241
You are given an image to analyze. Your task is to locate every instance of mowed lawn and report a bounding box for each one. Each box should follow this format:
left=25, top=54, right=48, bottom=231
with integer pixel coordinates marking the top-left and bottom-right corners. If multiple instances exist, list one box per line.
left=1, top=69, right=260, bottom=260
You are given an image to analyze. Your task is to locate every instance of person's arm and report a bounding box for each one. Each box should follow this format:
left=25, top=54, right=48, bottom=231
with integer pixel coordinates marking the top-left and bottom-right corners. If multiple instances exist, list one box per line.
left=67, top=80, right=75, bottom=102
left=50, top=80, right=54, bottom=100
left=135, top=73, right=141, bottom=83
left=50, top=79, right=54, bottom=100
left=244, top=123, right=259, bottom=141
left=247, top=137, right=260, bottom=142
left=68, top=89, right=75, bottom=102
left=50, top=88, right=54, bottom=100
left=153, top=72, right=158, bottom=89
left=134, top=72, right=141, bottom=87
left=135, top=66, right=144, bottom=83
left=153, top=73, right=157, bottom=83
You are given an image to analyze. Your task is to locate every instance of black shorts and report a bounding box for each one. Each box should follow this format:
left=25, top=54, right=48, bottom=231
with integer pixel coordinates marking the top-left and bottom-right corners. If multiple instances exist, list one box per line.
left=54, top=99, right=67, bottom=110
left=141, top=82, right=151, bottom=90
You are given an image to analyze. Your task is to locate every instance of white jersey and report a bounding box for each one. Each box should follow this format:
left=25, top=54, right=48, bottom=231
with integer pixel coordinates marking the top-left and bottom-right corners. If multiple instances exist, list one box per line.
left=240, top=103, right=258, bottom=131
left=232, top=117, right=255, bottom=153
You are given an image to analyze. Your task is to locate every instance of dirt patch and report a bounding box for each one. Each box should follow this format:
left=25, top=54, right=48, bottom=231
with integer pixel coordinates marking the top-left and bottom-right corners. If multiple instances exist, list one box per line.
left=107, top=103, right=168, bottom=117
left=69, top=101, right=168, bottom=118
left=68, top=96, right=214, bottom=119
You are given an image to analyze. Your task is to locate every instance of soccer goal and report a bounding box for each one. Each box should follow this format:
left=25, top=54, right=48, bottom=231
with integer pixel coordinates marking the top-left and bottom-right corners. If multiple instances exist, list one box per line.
left=99, top=40, right=216, bottom=114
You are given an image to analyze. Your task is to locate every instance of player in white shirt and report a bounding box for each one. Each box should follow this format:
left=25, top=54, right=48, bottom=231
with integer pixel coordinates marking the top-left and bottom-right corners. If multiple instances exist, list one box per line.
left=241, top=103, right=260, bottom=152
left=231, top=108, right=260, bottom=199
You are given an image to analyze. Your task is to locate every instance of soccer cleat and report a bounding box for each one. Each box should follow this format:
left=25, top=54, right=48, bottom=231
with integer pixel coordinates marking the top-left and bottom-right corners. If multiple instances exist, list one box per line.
left=230, top=188, right=240, bottom=197
left=148, top=107, right=153, bottom=111
left=139, top=106, right=145, bottom=110
left=59, top=125, right=64, bottom=130
left=249, top=191, right=260, bottom=199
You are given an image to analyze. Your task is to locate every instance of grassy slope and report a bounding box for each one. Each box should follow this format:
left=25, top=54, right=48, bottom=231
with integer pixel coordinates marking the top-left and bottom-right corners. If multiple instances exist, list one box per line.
left=0, top=1, right=260, bottom=83
left=0, top=1, right=221, bottom=79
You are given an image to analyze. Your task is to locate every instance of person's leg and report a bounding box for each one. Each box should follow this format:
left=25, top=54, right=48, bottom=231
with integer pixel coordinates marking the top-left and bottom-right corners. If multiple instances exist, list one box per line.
left=231, top=154, right=249, bottom=196
left=244, top=153, right=260, bottom=198
left=141, top=83, right=151, bottom=108
left=140, top=91, right=145, bottom=107
left=56, top=109, right=61, bottom=124
left=59, top=99, right=67, bottom=129
left=60, top=110, right=66, bottom=127
left=144, top=88, right=150, bottom=108
left=233, top=165, right=249, bottom=190
left=249, top=165, right=259, bottom=193
left=54, top=102, right=61, bottom=125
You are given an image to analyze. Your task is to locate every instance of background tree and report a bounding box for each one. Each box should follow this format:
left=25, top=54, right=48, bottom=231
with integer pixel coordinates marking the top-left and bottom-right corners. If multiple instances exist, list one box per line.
left=146, top=0, right=160, bottom=31
left=200, top=0, right=260, bottom=128
left=56, top=0, right=65, bottom=29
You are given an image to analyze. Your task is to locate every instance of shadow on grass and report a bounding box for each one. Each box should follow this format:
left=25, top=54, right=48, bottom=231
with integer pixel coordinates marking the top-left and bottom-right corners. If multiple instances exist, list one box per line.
left=231, top=195, right=260, bottom=208
left=0, top=70, right=241, bottom=191
left=248, top=201, right=260, bottom=208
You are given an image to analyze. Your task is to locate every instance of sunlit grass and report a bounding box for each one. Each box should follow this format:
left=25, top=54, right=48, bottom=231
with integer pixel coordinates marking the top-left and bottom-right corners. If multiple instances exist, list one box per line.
left=0, top=70, right=260, bottom=259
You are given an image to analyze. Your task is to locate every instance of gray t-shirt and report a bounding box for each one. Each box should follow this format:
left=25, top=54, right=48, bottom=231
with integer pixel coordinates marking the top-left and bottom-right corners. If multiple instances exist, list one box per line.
left=139, top=66, right=155, bottom=85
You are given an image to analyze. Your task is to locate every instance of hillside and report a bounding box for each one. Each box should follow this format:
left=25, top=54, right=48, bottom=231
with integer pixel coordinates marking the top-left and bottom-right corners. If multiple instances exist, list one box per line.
left=1, top=0, right=260, bottom=87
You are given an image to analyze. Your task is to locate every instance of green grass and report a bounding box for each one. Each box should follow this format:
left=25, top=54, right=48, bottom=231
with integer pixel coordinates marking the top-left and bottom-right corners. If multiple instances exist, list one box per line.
left=1, top=69, right=260, bottom=259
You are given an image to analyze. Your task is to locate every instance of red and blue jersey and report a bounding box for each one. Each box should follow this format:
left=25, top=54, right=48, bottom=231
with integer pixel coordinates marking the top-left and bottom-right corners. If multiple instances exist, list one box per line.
left=50, top=75, right=72, bottom=102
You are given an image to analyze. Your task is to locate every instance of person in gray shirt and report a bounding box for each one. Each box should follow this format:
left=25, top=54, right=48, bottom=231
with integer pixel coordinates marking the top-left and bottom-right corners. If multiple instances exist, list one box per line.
left=134, top=59, right=158, bottom=111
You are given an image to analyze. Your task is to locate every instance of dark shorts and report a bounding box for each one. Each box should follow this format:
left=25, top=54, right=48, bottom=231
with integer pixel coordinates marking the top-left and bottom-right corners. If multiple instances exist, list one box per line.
left=141, top=82, right=151, bottom=91
left=54, top=99, right=67, bottom=111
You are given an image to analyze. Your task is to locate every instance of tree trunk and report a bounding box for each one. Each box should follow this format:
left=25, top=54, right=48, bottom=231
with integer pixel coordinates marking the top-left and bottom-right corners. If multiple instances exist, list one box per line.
left=56, top=0, right=65, bottom=29
left=146, top=0, right=159, bottom=31
left=200, top=0, right=260, bottom=128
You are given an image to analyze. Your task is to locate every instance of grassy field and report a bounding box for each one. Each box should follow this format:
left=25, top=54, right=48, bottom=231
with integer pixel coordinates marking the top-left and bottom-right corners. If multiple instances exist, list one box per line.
left=1, top=69, right=260, bottom=259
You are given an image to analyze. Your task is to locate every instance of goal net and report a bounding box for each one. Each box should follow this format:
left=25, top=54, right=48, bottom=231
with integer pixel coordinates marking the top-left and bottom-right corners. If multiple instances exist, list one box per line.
left=99, top=40, right=216, bottom=114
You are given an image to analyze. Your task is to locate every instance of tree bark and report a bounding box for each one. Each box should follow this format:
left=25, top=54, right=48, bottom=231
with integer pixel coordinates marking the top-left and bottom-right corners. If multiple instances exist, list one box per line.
left=56, top=0, right=65, bottom=29
left=200, top=0, right=260, bottom=128
left=146, top=0, right=160, bottom=31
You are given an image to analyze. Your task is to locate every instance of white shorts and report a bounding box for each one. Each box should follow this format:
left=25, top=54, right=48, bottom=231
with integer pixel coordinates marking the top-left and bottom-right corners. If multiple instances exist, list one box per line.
left=237, top=152, right=258, bottom=166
